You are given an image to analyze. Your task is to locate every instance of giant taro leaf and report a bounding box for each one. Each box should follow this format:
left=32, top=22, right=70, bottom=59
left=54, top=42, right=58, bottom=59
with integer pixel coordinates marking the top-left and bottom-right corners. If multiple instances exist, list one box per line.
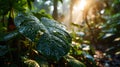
left=14, top=14, right=71, bottom=61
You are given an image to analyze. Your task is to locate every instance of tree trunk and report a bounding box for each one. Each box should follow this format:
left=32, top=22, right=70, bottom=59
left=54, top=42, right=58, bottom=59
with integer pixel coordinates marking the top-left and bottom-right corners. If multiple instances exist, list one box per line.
left=52, top=0, right=58, bottom=20
left=70, top=0, right=74, bottom=23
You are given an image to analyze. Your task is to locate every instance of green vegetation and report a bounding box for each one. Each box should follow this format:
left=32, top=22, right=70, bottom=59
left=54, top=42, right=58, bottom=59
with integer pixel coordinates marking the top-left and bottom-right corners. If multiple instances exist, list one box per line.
left=0, top=0, right=120, bottom=67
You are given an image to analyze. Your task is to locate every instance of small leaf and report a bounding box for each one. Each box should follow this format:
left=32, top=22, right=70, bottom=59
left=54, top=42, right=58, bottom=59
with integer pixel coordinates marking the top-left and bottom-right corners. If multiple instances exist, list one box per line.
left=82, top=51, right=96, bottom=65
left=105, top=44, right=120, bottom=55
left=65, top=55, right=86, bottom=67
left=33, top=10, right=53, bottom=19
left=24, top=59, right=40, bottom=67
left=102, top=33, right=114, bottom=39
left=3, top=31, right=18, bottom=41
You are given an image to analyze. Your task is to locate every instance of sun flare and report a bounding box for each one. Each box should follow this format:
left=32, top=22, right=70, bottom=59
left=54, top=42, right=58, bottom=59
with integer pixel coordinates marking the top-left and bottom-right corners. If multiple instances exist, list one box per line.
left=78, top=0, right=87, bottom=10
left=72, top=0, right=87, bottom=24
left=74, top=0, right=87, bottom=11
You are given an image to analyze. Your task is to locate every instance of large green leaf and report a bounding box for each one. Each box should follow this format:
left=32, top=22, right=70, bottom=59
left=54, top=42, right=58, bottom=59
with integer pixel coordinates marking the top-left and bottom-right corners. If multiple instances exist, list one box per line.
left=40, top=17, right=71, bottom=43
left=14, top=13, right=71, bottom=61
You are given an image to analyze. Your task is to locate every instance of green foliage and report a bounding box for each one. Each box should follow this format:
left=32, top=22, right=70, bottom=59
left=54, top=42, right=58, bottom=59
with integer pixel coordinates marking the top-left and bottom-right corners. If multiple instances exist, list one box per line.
left=14, top=13, right=71, bottom=61
left=69, top=31, right=96, bottom=67
left=0, top=0, right=27, bottom=15
left=0, top=0, right=91, bottom=67
left=0, top=13, right=72, bottom=66
left=0, top=12, right=91, bottom=66
left=65, top=55, right=86, bottom=67
left=82, top=51, right=96, bottom=67
left=3, top=0, right=120, bottom=67
left=33, top=9, right=53, bottom=19
left=105, top=44, right=120, bottom=55
left=14, top=13, right=46, bottom=41
left=99, top=14, right=120, bottom=43
left=24, top=59, right=40, bottom=67
left=27, top=0, right=34, bottom=10
left=97, top=0, right=120, bottom=58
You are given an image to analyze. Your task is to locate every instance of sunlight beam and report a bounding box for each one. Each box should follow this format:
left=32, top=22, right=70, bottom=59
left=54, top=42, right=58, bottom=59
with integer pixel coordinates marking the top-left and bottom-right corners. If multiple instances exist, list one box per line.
left=78, top=0, right=87, bottom=10
left=72, top=0, right=87, bottom=24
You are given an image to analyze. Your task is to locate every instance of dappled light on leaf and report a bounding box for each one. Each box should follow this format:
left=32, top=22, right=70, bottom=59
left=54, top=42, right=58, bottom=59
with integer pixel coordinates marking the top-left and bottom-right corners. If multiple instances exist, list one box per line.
left=14, top=13, right=71, bottom=61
